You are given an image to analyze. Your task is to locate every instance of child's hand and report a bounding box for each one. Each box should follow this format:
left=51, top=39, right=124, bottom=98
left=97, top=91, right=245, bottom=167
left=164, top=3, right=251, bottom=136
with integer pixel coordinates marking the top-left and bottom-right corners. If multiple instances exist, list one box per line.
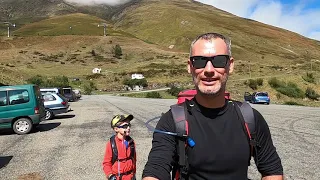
left=108, top=174, right=116, bottom=180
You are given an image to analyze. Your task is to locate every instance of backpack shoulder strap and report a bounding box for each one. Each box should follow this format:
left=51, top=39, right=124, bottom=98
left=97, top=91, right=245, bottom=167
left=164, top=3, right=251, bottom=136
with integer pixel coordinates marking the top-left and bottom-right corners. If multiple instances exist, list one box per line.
left=170, top=103, right=189, bottom=180
left=170, top=104, right=188, bottom=136
left=238, top=101, right=256, bottom=135
left=110, top=135, right=118, bottom=165
left=127, top=136, right=135, bottom=160
left=233, top=101, right=259, bottom=166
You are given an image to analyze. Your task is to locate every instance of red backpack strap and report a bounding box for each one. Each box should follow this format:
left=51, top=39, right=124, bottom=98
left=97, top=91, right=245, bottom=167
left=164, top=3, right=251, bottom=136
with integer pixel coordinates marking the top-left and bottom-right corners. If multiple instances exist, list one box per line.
left=170, top=103, right=189, bottom=180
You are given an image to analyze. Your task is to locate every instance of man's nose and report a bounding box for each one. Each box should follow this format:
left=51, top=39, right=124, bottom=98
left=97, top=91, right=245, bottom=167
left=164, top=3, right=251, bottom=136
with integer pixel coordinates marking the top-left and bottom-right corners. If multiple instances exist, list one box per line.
left=204, top=60, right=215, bottom=75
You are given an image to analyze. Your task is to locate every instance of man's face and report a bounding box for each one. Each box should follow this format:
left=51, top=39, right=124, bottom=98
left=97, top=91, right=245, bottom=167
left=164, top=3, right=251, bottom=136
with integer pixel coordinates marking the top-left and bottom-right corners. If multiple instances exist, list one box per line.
left=114, top=121, right=131, bottom=136
left=188, top=38, right=234, bottom=96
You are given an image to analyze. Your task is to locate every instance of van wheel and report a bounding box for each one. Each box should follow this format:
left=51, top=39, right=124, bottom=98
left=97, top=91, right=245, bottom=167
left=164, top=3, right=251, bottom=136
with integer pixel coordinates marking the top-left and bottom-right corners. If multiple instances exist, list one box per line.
left=13, top=118, right=33, bottom=135
left=45, top=109, right=53, bottom=120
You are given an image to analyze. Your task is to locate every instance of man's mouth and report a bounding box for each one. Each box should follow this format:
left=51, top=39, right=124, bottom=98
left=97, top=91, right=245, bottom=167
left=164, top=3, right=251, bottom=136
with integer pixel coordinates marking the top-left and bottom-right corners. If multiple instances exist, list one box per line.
left=201, top=78, right=217, bottom=85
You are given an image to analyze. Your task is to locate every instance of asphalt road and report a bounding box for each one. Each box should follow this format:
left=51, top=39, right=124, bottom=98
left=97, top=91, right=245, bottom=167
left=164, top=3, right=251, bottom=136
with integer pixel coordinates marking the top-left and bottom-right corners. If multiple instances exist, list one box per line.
left=0, top=95, right=319, bottom=180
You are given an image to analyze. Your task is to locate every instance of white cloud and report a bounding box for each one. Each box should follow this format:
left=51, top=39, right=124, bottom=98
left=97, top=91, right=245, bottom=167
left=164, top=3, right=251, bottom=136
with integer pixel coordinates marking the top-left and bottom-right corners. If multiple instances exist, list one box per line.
left=195, top=0, right=320, bottom=40
left=65, top=0, right=131, bottom=6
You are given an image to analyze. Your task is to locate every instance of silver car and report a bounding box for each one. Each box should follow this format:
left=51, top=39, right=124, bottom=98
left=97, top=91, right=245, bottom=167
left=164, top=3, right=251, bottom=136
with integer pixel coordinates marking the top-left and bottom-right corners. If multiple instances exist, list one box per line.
left=42, top=92, right=70, bottom=120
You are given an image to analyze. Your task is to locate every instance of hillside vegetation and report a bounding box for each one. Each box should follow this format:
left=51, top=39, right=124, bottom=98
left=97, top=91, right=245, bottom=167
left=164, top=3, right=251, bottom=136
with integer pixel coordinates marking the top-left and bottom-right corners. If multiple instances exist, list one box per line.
left=0, top=0, right=319, bottom=106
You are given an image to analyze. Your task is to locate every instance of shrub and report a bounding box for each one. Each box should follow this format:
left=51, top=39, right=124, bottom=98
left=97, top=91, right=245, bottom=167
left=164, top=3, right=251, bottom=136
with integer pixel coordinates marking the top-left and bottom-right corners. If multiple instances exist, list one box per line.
left=167, top=86, right=184, bottom=97
left=284, top=101, right=304, bottom=106
left=276, top=82, right=304, bottom=98
left=276, top=93, right=281, bottom=100
left=27, top=75, right=69, bottom=88
left=268, top=77, right=282, bottom=88
left=123, top=78, right=148, bottom=88
left=83, top=81, right=97, bottom=95
left=85, top=73, right=104, bottom=80
left=256, top=78, right=263, bottom=86
left=305, top=87, right=320, bottom=100
left=112, top=44, right=122, bottom=59
left=248, top=79, right=258, bottom=90
left=146, top=91, right=162, bottom=98
left=302, top=73, right=315, bottom=83
left=91, top=50, right=96, bottom=56
left=27, top=75, right=44, bottom=86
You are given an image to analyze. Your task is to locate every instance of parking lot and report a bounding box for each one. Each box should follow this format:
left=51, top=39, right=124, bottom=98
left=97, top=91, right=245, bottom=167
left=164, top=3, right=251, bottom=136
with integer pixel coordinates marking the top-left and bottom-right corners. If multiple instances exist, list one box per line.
left=0, top=95, right=320, bottom=180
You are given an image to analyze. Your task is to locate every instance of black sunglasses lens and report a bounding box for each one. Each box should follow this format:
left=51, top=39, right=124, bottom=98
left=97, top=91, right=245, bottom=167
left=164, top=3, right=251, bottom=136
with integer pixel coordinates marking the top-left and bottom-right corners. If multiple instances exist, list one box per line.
left=212, top=55, right=228, bottom=68
left=191, top=56, right=228, bottom=68
left=119, top=124, right=131, bottom=128
left=192, top=57, right=207, bottom=68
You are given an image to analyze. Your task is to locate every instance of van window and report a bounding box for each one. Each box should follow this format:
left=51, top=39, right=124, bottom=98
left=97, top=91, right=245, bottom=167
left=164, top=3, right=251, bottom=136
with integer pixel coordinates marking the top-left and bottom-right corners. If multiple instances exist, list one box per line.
left=9, top=89, right=30, bottom=105
left=63, top=89, right=72, bottom=94
left=0, top=91, right=7, bottom=106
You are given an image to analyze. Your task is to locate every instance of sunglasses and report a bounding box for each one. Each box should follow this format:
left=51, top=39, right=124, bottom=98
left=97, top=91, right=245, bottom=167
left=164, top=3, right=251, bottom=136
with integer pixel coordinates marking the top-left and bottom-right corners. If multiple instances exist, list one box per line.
left=190, top=55, right=230, bottom=69
left=117, top=123, right=131, bottom=129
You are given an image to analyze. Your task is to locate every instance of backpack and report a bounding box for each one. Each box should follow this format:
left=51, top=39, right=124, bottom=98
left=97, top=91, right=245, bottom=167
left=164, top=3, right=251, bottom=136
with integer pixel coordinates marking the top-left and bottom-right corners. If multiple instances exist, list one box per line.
left=110, top=135, right=136, bottom=179
left=170, top=100, right=258, bottom=180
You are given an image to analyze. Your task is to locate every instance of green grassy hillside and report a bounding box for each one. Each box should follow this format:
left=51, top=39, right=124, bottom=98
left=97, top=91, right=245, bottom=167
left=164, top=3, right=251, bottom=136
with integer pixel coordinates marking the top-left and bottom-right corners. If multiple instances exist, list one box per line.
left=0, top=0, right=319, bottom=106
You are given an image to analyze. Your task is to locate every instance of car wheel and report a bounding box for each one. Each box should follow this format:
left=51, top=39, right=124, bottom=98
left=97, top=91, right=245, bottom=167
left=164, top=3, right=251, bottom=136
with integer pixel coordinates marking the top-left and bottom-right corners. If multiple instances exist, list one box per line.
left=12, top=118, right=33, bottom=135
left=45, top=109, right=53, bottom=120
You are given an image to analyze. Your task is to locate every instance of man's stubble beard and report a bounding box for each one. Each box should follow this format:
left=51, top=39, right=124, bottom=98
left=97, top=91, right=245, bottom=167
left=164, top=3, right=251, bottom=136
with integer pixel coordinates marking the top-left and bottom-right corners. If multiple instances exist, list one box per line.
left=193, top=74, right=228, bottom=98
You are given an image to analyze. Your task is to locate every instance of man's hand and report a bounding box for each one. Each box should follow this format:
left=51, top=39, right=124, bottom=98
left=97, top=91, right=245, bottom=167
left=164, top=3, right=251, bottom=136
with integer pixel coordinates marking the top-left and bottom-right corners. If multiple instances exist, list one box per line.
left=262, top=175, right=284, bottom=180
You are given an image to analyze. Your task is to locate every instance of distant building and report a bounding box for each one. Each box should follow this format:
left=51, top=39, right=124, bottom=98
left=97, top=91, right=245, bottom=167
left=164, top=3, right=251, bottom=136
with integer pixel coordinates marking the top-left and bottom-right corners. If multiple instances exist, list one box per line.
left=92, top=68, right=101, bottom=74
left=131, top=73, right=144, bottom=79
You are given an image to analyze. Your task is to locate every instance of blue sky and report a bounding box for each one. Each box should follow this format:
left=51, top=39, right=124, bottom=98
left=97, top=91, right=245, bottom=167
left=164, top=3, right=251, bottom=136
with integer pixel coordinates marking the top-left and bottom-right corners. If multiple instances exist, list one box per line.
left=195, top=0, right=320, bottom=40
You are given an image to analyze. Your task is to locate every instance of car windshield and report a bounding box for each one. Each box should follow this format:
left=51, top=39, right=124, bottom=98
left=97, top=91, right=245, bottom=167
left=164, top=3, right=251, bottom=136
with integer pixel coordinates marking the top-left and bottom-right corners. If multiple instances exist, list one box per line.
left=256, top=93, right=268, bottom=96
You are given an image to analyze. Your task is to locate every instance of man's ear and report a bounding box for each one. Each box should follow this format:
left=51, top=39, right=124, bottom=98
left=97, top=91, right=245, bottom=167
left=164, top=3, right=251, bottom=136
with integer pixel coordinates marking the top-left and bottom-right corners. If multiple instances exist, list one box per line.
left=228, top=57, right=234, bottom=74
left=187, top=60, right=192, bottom=74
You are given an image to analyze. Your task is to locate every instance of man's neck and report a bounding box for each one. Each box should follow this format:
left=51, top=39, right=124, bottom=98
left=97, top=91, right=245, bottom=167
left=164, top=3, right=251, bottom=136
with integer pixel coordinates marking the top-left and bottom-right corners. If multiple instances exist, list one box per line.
left=195, top=93, right=226, bottom=108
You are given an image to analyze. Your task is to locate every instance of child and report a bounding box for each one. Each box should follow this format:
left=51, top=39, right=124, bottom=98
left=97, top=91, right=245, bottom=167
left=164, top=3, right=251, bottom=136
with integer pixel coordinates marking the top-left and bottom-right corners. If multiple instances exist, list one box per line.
left=102, top=114, right=136, bottom=180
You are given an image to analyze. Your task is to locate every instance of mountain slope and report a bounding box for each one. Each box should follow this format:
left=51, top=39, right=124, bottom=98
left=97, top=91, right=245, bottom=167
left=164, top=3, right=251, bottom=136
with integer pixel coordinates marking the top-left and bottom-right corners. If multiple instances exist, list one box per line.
left=0, top=0, right=319, bottom=106
left=112, top=0, right=320, bottom=66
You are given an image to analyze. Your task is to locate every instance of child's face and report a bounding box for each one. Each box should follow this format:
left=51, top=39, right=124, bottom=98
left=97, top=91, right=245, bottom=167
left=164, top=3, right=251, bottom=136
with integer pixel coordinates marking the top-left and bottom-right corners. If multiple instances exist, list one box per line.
left=114, top=121, right=131, bottom=136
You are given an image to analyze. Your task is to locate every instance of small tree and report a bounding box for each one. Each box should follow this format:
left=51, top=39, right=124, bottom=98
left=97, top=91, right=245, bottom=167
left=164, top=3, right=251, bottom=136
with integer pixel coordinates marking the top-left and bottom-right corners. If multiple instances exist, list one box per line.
left=112, top=44, right=122, bottom=59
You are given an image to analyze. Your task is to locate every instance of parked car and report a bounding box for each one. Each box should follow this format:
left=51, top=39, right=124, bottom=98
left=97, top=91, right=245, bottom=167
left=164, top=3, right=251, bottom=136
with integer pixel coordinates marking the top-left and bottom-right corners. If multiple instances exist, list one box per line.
left=40, top=87, right=64, bottom=97
left=177, top=89, right=231, bottom=104
left=244, top=92, right=270, bottom=105
left=244, top=92, right=252, bottom=102
left=72, top=89, right=81, bottom=99
left=42, top=93, right=70, bottom=120
left=62, top=87, right=76, bottom=102
left=0, top=84, right=45, bottom=135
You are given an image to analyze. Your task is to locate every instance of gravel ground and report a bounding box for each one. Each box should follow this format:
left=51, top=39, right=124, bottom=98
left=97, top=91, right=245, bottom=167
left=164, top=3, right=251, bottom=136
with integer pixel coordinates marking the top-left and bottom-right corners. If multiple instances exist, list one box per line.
left=0, top=95, right=319, bottom=180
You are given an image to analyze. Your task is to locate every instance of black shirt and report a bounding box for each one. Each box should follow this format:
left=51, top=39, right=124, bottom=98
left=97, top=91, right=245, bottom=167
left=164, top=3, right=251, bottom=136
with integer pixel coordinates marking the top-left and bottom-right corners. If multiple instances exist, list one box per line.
left=142, top=99, right=283, bottom=180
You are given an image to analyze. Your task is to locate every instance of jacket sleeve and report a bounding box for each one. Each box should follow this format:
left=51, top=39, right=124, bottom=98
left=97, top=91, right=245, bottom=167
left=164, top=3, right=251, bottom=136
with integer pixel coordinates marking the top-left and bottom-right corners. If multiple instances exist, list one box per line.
left=102, top=141, right=113, bottom=177
left=253, top=109, right=284, bottom=177
left=142, top=110, right=176, bottom=180
left=134, top=142, right=137, bottom=174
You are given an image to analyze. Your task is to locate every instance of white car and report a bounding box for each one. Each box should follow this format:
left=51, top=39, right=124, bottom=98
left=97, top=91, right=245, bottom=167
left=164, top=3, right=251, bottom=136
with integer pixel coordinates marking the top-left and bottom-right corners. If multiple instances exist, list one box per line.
left=42, top=93, right=70, bottom=120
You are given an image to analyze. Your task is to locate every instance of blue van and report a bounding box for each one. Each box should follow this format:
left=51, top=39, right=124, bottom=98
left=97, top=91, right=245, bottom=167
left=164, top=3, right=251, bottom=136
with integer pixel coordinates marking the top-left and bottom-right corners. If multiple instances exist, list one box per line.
left=0, top=84, right=45, bottom=134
